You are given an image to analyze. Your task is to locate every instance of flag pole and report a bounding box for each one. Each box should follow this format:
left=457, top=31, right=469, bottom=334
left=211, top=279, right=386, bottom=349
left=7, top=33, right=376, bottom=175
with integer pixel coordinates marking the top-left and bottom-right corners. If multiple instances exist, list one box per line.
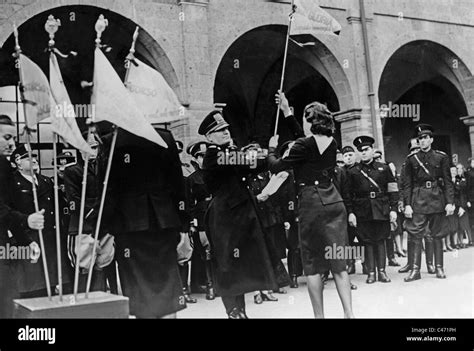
left=73, top=15, right=108, bottom=300
left=13, top=24, right=52, bottom=301
left=45, top=15, right=63, bottom=302
left=85, top=25, right=138, bottom=296
left=85, top=25, right=139, bottom=296
left=273, top=0, right=296, bottom=136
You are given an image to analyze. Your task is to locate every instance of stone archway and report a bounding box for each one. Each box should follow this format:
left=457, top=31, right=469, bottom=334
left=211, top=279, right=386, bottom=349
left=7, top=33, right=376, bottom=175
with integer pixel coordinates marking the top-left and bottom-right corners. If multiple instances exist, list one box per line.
left=213, top=24, right=352, bottom=147
left=379, top=40, right=473, bottom=168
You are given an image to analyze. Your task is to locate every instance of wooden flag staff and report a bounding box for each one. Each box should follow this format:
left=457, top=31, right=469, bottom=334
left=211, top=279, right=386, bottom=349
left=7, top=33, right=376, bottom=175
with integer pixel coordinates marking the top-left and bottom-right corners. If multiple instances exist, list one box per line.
left=273, top=0, right=296, bottom=136
left=72, top=15, right=108, bottom=300
left=85, top=25, right=140, bottom=296
left=13, top=24, right=52, bottom=300
left=45, top=14, right=63, bottom=302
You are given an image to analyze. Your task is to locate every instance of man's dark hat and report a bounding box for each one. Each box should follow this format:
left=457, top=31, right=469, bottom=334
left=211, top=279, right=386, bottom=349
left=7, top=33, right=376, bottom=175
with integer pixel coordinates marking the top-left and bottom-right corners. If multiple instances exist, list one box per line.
left=198, top=111, right=230, bottom=136
left=341, top=146, right=355, bottom=155
left=415, top=124, right=434, bottom=138
left=11, top=144, right=37, bottom=163
left=186, top=141, right=208, bottom=158
left=353, top=136, right=375, bottom=151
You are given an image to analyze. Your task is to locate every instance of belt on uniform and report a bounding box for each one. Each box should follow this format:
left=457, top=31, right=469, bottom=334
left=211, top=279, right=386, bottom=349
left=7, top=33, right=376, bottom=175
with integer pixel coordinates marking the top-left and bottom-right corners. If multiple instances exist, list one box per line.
left=354, top=191, right=386, bottom=199
left=298, top=180, right=332, bottom=188
left=414, top=180, right=438, bottom=189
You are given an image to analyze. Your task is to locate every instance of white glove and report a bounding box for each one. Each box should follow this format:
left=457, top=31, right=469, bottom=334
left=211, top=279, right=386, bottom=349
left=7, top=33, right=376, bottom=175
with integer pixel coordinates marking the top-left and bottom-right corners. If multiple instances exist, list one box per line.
left=256, top=193, right=269, bottom=203
left=445, top=204, right=455, bottom=216
left=348, top=213, right=357, bottom=227
left=29, top=241, right=41, bottom=263
left=467, top=202, right=471, bottom=208
left=284, top=222, right=291, bottom=230
left=458, top=207, right=465, bottom=217
left=390, top=211, right=397, bottom=223
left=404, top=205, right=413, bottom=219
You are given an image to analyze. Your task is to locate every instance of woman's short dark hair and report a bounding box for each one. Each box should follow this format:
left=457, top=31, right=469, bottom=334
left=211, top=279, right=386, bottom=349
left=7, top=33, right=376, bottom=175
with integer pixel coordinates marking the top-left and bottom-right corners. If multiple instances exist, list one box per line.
left=304, top=102, right=335, bottom=137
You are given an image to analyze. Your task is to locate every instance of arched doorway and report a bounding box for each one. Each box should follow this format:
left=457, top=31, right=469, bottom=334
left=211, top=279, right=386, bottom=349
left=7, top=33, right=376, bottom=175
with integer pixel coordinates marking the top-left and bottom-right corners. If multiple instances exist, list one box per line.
left=0, top=5, right=181, bottom=173
left=379, top=40, right=472, bottom=169
left=213, top=25, right=348, bottom=148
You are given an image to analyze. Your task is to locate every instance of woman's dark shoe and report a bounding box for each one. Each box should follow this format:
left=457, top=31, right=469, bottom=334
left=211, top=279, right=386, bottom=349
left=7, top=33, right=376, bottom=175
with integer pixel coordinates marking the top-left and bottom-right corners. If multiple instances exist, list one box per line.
left=366, top=272, right=376, bottom=284
left=290, top=276, right=299, bottom=288
left=388, top=257, right=400, bottom=267
left=238, top=309, right=249, bottom=319
left=436, top=267, right=446, bottom=279
left=228, top=307, right=244, bottom=319
left=350, top=283, right=357, bottom=290
left=254, top=293, right=263, bottom=304
left=396, top=250, right=406, bottom=258
left=183, top=289, right=197, bottom=303
left=377, top=269, right=391, bottom=283
left=261, top=292, right=278, bottom=302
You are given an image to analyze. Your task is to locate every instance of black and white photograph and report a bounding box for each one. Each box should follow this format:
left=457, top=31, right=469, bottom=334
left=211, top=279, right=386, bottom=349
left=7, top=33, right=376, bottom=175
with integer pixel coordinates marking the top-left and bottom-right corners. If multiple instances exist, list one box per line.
left=0, top=0, right=473, bottom=347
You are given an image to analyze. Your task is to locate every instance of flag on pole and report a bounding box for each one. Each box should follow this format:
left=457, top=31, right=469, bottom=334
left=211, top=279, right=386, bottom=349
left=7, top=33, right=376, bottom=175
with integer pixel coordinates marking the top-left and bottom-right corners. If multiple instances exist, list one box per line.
left=49, top=53, right=93, bottom=154
left=19, top=54, right=52, bottom=128
left=291, top=0, right=342, bottom=36
left=91, top=48, right=167, bottom=148
left=126, top=58, right=183, bottom=124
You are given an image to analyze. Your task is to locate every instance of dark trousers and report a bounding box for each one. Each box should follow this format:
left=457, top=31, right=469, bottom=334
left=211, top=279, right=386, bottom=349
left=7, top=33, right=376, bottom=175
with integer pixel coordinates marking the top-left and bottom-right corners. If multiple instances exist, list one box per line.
left=405, top=213, right=449, bottom=241
left=222, top=295, right=245, bottom=314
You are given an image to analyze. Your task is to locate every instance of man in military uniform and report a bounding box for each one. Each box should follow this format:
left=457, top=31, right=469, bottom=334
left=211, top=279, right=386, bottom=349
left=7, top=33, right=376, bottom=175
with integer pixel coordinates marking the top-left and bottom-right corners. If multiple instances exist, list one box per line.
left=199, top=110, right=277, bottom=318
left=402, top=124, right=454, bottom=281
left=186, top=141, right=215, bottom=300
left=341, top=146, right=359, bottom=275
left=344, top=136, right=399, bottom=284
left=0, top=115, right=45, bottom=317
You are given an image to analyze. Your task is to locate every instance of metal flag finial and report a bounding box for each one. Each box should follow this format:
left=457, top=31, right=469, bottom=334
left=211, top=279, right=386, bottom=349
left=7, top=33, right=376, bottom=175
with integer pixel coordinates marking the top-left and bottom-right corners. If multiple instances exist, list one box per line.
left=13, top=22, right=21, bottom=55
left=95, top=14, right=108, bottom=47
left=45, top=15, right=61, bottom=48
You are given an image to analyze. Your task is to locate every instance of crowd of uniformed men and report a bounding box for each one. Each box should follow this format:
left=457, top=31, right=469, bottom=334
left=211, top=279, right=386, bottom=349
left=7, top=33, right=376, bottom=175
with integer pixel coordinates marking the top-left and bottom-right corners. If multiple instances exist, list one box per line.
left=0, top=90, right=473, bottom=318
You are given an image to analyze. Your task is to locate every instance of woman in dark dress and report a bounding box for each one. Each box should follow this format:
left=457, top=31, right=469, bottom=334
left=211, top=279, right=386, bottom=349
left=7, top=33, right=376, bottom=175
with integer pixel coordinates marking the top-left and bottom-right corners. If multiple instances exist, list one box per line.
left=267, top=98, right=354, bottom=319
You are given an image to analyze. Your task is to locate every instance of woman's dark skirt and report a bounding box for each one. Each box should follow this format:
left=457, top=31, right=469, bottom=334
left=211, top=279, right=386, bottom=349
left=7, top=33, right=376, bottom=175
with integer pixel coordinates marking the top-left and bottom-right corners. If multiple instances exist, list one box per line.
left=115, top=230, right=186, bottom=318
left=297, top=185, right=348, bottom=276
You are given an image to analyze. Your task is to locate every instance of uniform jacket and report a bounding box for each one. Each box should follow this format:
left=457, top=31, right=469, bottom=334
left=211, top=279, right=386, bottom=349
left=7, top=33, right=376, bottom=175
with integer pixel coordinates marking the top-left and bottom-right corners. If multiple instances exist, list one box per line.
left=0, top=156, right=29, bottom=246
left=402, top=149, right=454, bottom=214
left=105, top=128, right=186, bottom=234
left=64, top=160, right=102, bottom=236
left=344, top=160, right=399, bottom=221
left=186, top=168, right=211, bottom=231
left=9, top=172, right=63, bottom=293
left=453, top=175, right=468, bottom=209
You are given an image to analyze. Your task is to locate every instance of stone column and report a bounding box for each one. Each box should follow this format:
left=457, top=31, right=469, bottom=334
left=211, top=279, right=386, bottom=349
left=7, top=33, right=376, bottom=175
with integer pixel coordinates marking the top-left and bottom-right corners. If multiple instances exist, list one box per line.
left=460, top=115, right=474, bottom=158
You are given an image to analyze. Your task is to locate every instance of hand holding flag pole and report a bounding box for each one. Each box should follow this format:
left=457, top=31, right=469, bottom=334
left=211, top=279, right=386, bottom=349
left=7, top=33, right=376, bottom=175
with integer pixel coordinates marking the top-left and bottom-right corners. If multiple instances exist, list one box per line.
left=273, top=0, right=296, bottom=136
left=13, top=24, right=52, bottom=301
left=45, top=14, right=63, bottom=302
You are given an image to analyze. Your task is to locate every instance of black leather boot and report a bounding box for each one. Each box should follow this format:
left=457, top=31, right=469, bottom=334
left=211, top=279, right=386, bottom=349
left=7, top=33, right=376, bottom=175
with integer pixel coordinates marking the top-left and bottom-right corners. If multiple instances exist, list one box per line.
left=434, top=239, right=446, bottom=279
left=376, top=241, right=391, bottom=283
left=386, top=238, right=399, bottom=266
left=228, top=307, right=243, bottom=319
left=399, top=239, right=414, bottom=273
left=404, top=240, right=422, bottom=282
left=204, top=261, right=215, bottom=300
left=179, top=263, right=197, bottom=303
left=425, top=237, right=436, bottom=274
left=365, top=245, right=376, bottom=284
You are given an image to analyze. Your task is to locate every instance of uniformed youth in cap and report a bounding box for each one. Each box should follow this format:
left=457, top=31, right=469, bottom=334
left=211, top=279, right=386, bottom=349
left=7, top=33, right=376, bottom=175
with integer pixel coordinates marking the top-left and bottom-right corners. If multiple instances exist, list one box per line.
left=55, top=151, right=76, bottom=168
left=353, top=136, right=375, bottom=151
left=186, top=141, right=208, bottom=158
left=198, top=111, right=230, bottom=136
left=11, top=144, right=38, bottom=163
left=341, top=146, right=355, bottom=155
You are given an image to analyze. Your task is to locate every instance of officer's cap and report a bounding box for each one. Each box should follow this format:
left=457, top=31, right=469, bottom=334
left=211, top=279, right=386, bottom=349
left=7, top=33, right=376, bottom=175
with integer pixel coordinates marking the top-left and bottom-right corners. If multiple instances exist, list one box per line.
left=341, top=146, right=355, bottom=155
left=11, top=144, right=37, bottom=163
left=415, top=124, right=434, bottom=138
left=408, top=138, right=420, bottom=151
left=186, top=141, right=208, bottom=158
left=56, top=151, right=76, bottom=166
left=353, top=136, right=375, bottom=151
left=198, top=111, right=230, bottom=136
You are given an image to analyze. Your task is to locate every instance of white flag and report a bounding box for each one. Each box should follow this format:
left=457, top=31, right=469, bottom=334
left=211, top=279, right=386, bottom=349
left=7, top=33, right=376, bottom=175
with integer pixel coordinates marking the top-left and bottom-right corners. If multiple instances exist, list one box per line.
left=126, top=58, right=183, bottom=124
left=19, top=54, right=51, bottom=128
left=49, top=54, right=93, bottom=154
left=291, top=0, right=342, bottom=36
left=91, top=48, right=167, bottom=148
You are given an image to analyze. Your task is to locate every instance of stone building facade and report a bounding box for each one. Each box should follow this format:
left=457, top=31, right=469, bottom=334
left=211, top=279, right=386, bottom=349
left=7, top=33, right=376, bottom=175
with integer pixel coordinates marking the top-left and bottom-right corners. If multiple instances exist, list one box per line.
left=0, top=0, right=473, bottom=168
